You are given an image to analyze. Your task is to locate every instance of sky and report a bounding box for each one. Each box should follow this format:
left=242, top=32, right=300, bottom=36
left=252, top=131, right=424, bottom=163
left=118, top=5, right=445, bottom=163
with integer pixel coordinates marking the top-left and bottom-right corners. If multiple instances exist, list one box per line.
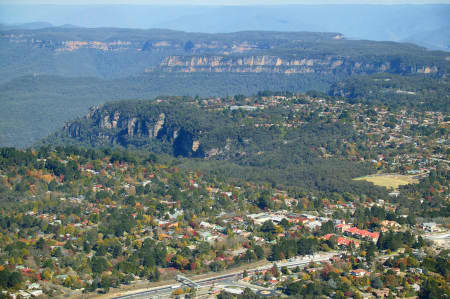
left=1, top=0, right=449, bottom=4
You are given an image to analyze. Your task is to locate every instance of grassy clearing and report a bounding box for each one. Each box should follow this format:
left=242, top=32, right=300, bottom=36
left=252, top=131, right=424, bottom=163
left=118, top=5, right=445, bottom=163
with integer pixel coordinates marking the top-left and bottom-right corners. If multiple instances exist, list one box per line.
left=354, top=174, right=418, bottom=190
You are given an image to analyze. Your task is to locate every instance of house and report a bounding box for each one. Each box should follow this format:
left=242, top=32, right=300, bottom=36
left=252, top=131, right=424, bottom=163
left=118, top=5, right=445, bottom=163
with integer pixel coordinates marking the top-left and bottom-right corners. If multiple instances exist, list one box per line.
left=333, top=219, right=345, bottom=225
left=288, top=217, right=309, bottom=224
left=248, top=212, right=288, bottom=225
left=335, top=223, right=351, bottom=232
left=301, top=213, right=316, bottom=219
left=27, top=283, right=41, bottom=290
left=322, top=234, right=358, bottom=247
left=381, top=220, right=401, bottom=232
left=343, top=227, right=379, bottom=242
left=422, top=222, right=439, bottom=232
left=381, top=220, right=401, bottom=229
left=305, top=220, right=322, bottom=230
left=28, top=290, right=43, bottom=297
left=247, top=213, right=272, bottom=225
left=351, top=269, right=368, bottom=277
left=322, top=234, right=335, bottom=240
left=336, top=237, right=359, bottom=248
left=373, top=288, right=390, bottom=297
left=199, top=231, right=218, bottom=242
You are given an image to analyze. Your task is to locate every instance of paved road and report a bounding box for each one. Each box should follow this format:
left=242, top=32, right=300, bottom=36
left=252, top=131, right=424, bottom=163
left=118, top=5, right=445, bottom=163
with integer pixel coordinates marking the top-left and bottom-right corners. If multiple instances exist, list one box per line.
left=112, top=251, right=340, bottom=299
left=424, top=232, right=450, bottom=249
left=424, top=232, right=450, bottom=240
left=112, top=274, right=238, bottom=299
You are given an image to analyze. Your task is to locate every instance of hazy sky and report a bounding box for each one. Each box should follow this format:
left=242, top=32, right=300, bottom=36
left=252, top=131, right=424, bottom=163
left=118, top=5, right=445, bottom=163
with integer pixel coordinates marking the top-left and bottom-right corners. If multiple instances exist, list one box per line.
left=1, top=0, right=449, bottom=4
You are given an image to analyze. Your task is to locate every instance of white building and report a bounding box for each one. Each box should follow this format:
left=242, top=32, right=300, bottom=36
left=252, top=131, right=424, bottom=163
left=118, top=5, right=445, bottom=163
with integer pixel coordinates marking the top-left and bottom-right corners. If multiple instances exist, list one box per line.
left=422, top=222, right=439, bottom=232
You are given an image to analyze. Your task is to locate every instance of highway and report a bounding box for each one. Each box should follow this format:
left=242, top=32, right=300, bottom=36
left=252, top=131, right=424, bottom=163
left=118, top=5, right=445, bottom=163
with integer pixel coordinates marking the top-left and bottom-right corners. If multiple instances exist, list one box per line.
left=111, top=251, right=340, bottom=299
left=424, top=232, right=450, bottom=249
left=424, top=232, right=450, bottom=240
left=112, top=274, right=239, bottom=299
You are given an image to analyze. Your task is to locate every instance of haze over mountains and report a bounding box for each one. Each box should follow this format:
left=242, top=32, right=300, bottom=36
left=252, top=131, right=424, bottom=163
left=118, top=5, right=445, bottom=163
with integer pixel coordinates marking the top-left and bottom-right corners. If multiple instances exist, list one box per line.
left=0, top=4, right=449, bottom=148
left=1, top=25, right=448, bottom=148
left=0, top=26, right=449, bottom=148
left=1, top=4, right=449, bottom=51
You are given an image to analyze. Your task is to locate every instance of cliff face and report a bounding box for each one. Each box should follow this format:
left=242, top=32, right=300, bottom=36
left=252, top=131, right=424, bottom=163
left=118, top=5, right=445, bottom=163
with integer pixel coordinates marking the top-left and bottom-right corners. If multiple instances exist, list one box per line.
left=2, top=34, right=270, bottom=54
left=64, top=105, right=206, bottom=158
left=0, top=34, right=136, bottom=52
left=159, top=55, right=441, bottom=76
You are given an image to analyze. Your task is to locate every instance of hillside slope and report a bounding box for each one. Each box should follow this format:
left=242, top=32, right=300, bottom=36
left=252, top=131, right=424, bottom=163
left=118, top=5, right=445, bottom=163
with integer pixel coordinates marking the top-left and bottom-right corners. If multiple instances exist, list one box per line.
left=43, top=97, right=382, bottom=195
left=330, top=74, right=450, bottom=112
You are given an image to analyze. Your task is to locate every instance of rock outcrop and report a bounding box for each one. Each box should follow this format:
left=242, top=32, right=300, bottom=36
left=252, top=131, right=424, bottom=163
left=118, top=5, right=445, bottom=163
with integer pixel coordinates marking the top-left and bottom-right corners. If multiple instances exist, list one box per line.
left=63, top=104, right=208, bottom=158
left=152, top=113, right=165, bottom=137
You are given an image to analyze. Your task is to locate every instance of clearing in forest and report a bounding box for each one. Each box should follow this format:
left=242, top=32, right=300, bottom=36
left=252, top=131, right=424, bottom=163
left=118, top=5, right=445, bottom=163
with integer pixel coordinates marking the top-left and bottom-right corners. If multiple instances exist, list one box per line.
left=354, top=174, right=418, bottom=190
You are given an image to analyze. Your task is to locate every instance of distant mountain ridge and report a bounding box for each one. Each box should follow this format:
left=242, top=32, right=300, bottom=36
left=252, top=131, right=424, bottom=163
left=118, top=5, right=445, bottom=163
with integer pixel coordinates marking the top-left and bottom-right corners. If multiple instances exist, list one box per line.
left=1, top=4, right=449, bottom=51
left=0, top=21, right=53, bottom=30
left=0, top=28, right=449, bottom=148
left=0, top=28, right=448, bottom=84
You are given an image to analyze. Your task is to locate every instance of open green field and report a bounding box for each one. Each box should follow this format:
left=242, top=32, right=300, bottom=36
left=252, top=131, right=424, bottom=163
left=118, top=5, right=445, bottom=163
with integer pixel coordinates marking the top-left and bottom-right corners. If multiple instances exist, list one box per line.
left=354, top=174, right=419, bottom=190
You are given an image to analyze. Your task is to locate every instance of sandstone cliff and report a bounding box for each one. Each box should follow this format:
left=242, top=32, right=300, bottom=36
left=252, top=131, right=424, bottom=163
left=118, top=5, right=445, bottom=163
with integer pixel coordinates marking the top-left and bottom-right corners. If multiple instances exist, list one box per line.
left=64, top=104, right=212, bottom=158
left=158, top=54, right=442, bottom=76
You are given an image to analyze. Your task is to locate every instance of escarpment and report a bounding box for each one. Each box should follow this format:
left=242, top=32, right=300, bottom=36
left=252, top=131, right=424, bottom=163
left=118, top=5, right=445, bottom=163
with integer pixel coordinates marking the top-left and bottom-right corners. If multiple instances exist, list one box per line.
left=62, top=102, right=233, bottom=158
left=1, top=28, right=449, bottom=81
left=158, top=54, right=443, bottom=76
